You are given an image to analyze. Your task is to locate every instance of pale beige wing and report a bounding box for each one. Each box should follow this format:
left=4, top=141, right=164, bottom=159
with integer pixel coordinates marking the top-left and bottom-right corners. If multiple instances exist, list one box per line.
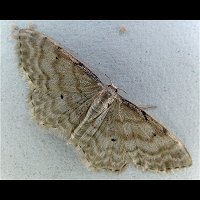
left=119, top=97, right=192, bottom=172
left=16, top=28, right=102, bottom=138
left=77, top=97, right=192, bottom=172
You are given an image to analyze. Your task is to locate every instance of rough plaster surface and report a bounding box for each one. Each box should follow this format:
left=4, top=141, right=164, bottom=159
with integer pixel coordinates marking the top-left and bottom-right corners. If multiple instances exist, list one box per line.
left=0, top=20, right=199, bottom=180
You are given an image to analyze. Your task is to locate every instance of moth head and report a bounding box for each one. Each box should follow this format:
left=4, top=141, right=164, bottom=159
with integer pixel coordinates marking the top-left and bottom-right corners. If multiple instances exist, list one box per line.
left=107, top=83, right=118, bottom=93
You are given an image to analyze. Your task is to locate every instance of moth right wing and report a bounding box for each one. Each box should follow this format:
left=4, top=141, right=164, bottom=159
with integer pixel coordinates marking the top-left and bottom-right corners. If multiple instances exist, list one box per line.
left=119, top=97, right=192, bottom=172
left=76, top=97, right=192, bottom=172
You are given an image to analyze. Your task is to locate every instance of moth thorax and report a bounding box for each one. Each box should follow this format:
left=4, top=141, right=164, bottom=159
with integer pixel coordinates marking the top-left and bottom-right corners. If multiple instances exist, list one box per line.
left=100, top=84, right=118, bottom=102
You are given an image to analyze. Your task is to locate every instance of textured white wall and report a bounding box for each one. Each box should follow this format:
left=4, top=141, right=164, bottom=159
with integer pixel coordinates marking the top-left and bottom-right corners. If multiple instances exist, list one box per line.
left=1, top=20, right=199, bottom=180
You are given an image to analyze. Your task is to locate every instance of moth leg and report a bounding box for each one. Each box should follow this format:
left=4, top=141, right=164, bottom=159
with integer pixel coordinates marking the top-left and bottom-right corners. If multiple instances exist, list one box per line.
left=138, top=105, right=157, bottom=110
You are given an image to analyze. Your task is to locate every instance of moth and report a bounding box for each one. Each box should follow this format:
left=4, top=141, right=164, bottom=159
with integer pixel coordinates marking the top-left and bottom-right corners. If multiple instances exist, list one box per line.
left=14, top=27, right=192, bottom=173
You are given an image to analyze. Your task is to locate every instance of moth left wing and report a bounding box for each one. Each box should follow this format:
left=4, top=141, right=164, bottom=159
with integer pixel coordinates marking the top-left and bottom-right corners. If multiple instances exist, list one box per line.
left=15, top=28, right=102, bottom=139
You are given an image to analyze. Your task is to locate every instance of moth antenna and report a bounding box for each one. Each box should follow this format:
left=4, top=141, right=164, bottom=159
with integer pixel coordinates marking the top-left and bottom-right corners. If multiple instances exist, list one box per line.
left=118, top=88, right=127, bottom=94
left=104, top=73, right=112, bottom=84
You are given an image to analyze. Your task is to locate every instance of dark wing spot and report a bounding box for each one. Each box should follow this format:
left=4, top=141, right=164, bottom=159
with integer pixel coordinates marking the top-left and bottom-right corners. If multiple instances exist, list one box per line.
left=56, top=57, right=58, bottom=59
left=111, top=138, right=117, bottom=142
left=60, top=94, right=64, bottom=99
